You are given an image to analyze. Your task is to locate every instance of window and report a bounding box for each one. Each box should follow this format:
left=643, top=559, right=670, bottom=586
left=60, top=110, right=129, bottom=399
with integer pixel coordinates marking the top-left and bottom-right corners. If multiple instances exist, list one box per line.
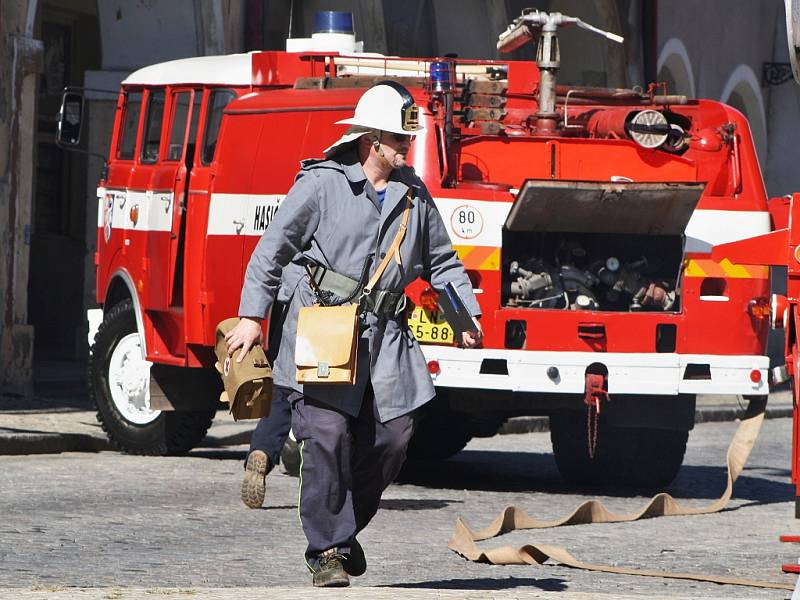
left=201, top=89, right=236, bottom=165
left=166, top=91, right=191, bottom=161
left=141, top=89, right=165, bottom=163
left=189, top=90, right=202, bottom=140
left=185, top=90, right=202, bottom=165
left=117, top=91, right=142, bottom=160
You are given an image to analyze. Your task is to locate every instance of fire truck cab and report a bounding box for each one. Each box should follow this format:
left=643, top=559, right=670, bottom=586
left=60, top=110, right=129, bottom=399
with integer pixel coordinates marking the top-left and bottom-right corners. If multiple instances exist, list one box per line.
left=59, top=12, right=775, bottom=486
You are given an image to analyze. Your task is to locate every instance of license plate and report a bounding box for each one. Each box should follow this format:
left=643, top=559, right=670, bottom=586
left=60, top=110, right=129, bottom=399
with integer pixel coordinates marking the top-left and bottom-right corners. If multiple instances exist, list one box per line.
left=409, top=306, right=455, bottom=344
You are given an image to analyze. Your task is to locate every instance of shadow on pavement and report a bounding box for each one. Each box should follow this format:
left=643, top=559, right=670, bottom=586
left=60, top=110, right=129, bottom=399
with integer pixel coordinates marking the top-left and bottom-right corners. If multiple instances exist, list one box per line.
left=380, top=498, right=462, bottom=510
left=398, top=449, right=558, bottom=490
left=385, top=576, right=568, bottom=592
left=398, top=449, right=793, bottom=505
left=188, top=449, right=248, bottom=460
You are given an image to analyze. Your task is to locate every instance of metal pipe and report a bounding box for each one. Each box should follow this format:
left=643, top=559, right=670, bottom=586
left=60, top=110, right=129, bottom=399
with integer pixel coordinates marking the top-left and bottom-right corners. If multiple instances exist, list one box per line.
left=534, top=27, right=560, bottom=134
left=331, top=57, right=494, bottom=75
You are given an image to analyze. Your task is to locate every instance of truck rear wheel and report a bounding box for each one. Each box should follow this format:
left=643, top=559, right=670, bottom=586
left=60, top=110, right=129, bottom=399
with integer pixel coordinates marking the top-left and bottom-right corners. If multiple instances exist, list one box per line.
left=550, top=413, right=688, bottom=488
left=88, top=300, right=215, bottom=455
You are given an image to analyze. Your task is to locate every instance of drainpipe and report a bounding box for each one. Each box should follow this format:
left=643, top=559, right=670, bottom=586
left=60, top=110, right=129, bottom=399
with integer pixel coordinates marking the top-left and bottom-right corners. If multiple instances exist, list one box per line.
left=642, top=0, right=658, bottom=85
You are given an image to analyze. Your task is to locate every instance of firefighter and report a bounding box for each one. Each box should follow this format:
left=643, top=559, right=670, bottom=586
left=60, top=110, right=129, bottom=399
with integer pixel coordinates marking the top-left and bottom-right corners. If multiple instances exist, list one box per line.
left=225, top=81, right=482, bottom=587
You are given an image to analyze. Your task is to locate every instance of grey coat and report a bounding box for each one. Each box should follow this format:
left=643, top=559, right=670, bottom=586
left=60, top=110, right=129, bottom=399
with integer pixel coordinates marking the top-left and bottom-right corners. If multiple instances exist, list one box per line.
left=239, top=150, right=480, bottom=423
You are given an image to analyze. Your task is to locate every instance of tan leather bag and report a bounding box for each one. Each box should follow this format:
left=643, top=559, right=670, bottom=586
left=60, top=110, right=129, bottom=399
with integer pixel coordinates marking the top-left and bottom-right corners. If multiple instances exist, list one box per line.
left=214, top=317, right=273, bottom=420
left=295, top=191, right=412, bottom=385
left=295, top=303, right=360, bottom=384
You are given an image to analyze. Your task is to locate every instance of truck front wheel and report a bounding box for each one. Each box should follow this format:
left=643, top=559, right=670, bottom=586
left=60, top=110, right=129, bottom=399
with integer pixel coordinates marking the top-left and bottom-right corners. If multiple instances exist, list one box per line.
left=550, top=413, right=688, bottom=488
left=88, top=300, right=215, bottom=455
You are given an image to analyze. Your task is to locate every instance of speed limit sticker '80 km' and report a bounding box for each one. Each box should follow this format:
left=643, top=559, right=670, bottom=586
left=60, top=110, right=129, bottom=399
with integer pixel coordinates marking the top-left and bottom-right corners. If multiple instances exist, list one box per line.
left=450, top=205, right=484, bottom=240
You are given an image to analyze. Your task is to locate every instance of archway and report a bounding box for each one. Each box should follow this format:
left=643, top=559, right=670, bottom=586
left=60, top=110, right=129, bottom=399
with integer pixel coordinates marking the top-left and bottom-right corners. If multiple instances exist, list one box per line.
left=656, top=37, right=696, bottom=98
left=719, top=64, right=768, bottom=163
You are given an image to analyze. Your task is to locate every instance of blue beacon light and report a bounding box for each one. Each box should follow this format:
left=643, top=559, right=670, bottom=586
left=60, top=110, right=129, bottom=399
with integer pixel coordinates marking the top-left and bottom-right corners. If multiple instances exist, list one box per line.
left=313, top=11, right=354, bottom=34
left=430, top=61, right=455, bottom=92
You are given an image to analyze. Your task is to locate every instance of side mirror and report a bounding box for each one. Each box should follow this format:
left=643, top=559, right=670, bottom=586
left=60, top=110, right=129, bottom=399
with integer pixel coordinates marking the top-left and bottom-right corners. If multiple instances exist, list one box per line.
left=57, top=90, right=84, bottom=146
left=786, top=0, right=800, bottom=85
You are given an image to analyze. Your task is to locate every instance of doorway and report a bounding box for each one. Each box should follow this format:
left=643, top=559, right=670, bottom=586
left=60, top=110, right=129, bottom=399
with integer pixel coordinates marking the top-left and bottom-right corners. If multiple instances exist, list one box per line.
left=29, top=2, right=100, bottom=365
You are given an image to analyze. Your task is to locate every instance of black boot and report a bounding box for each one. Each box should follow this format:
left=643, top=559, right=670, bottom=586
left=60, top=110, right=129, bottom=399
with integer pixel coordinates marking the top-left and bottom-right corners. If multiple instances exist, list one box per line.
left=312, top=551, right=350, bottom=587
left=343, top=538, right=367, bottom=577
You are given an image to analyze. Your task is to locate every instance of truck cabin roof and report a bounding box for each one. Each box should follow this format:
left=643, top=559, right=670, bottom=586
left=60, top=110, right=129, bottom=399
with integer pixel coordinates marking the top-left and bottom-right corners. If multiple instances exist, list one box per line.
left=121, top=51, right=514, bottom=90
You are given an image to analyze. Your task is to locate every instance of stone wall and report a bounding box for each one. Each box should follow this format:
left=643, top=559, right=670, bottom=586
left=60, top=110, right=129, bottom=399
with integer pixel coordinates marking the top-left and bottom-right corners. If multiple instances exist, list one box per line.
left=0, top=0, right=42, bottom=394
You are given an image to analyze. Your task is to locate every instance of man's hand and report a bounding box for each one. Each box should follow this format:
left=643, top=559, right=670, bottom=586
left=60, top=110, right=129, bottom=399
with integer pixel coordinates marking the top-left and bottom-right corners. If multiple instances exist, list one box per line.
left=460, top=317, right=483, bottom=349
left=225, top=317, right=263, bottom=363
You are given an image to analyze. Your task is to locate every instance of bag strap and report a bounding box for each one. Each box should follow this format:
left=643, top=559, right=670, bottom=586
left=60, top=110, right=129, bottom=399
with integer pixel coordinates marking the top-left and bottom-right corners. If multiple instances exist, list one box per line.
left=362, top=190, right=413, bottom=297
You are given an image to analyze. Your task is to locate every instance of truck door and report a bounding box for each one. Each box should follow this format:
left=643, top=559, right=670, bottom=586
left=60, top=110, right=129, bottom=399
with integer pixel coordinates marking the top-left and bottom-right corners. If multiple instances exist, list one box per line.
left=181, top=88, right=240, bottom=345
left=162, top=87, right=201, bottom=307
left=138, top=87, right=200, bottom=311
left=122, top=87, right=166, bottom=311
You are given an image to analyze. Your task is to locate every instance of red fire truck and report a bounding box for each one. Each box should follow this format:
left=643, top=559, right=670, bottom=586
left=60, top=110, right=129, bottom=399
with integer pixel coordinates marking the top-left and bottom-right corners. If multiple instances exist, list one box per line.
left=58, top=11, right=776, bottom=487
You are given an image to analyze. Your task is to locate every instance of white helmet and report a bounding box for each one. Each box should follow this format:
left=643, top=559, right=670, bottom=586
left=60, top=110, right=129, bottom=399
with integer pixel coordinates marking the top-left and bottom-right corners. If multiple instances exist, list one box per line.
left=324, top=81, right=424, bottom=156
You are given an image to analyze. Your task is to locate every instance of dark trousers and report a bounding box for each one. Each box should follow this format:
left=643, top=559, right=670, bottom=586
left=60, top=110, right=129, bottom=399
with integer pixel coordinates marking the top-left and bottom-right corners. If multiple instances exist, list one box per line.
left=291, top=384, right=416, bottom=569
left=248, top=385, right=293, bottom=469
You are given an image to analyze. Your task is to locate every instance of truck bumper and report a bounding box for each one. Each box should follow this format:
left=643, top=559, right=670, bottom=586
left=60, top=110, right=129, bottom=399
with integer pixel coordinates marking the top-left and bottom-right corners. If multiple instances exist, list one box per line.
left=421, top=346, right=769, bottom=396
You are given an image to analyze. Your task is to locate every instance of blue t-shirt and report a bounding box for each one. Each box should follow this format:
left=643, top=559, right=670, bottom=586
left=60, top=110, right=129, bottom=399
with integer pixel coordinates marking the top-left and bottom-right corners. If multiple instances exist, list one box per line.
left=376, top=188, right=387, bottom=206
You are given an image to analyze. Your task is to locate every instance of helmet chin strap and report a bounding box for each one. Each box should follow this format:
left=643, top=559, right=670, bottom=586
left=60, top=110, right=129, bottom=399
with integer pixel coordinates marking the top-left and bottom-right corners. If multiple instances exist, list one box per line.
left=370, top=132, right=395, bottom=170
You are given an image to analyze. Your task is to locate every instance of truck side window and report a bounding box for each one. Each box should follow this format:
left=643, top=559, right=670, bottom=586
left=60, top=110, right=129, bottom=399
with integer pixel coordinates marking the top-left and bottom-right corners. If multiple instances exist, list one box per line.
left=141, top=89, right=165, bottom=164
left=116, top=91, right=142, bottom=160
left=166, top=91, right=191, bottom=161
left=185, top=91, right=202, bottom=166
left=201, top=89, right=236, bottom=165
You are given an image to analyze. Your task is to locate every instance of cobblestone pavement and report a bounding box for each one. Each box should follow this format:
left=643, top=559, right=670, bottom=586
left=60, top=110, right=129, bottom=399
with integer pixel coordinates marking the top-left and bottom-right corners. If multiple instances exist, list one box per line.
left=0, top=418, right=797, bottom=599
left=0, top=587, right=763, bottom=599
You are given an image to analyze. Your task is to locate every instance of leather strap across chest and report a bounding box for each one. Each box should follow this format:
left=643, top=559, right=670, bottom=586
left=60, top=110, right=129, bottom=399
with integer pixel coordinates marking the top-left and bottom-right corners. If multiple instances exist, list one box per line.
left=306, top=190, right=413, bottom=316
left=362, top=190, right=413, bottom=296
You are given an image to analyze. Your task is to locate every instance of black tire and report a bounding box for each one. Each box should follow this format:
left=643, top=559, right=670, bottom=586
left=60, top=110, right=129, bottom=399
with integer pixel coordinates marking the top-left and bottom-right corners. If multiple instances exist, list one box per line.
left=406, top=400, right=473, bottom=461
left=88, top=299, right=215, bottom=455
left=550, top=413, right=688, bottom=488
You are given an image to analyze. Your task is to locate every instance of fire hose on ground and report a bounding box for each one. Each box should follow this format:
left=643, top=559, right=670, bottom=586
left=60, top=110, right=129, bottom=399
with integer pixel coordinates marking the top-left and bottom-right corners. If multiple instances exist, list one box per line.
left=448, top=396, right=795, bottom=591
